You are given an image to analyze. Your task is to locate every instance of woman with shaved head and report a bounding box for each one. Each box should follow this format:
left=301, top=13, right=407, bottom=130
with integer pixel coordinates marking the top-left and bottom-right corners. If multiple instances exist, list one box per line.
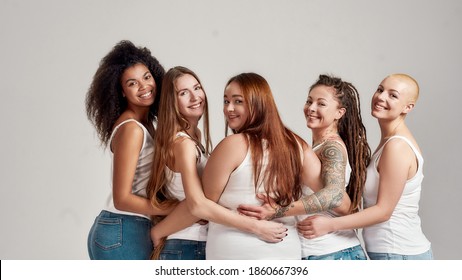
left=299, top=74, right=433, bottom=260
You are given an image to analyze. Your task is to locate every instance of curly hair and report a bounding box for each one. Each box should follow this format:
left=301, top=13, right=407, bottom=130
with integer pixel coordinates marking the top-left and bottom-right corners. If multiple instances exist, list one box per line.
left=85, top=40, right=165, bottom=146
left=310, top=74, right=372, bottom=213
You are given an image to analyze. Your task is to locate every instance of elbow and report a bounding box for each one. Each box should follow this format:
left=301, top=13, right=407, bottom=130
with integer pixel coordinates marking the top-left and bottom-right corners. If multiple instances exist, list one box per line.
left=186, top=197, right=206, bottom=219
left=188, top=202, right=202, bottom=218
left=332, top=192, right=344, bottom=209
left=113, top=197, right=127, bottom=212
left=332, top=192, right=351, bottom=216
left=375, top=207, right=393, bottom=223
left=329, top=188, right=345, bottom=209
left=379, top=212, right=393, bottom=223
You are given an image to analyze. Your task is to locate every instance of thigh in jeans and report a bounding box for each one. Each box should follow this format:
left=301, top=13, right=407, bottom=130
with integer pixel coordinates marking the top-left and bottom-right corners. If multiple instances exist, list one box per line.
left=304, top=245, right=366, bottom=260
left=88, top=211, right=152, bottom=260
left=368, top=249, right=433, bottom=260
left=160, top=239, right=206, bottom=260
left=160, top=239, right=185, bottom=260
left=87, top=212, right=123, bottom=260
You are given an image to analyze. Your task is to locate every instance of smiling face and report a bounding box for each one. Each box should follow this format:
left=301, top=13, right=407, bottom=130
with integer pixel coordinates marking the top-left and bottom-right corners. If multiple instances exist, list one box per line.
left=371, top=75, right=416, bottom=120
left=175, top=73, right=205, bottom=124
left=120, top=63, right=156, bottom=109
left=303, top=85, right=345, bottom=131
left=223, top=81, right=249, bottom=132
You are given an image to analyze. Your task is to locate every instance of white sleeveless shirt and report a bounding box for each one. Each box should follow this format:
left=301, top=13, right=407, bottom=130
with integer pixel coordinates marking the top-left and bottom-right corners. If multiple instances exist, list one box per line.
left=165, top=132, right=208, bottom=241
left=104, top=119, right=155, bottom=219
left=206, top=145, right=301, bottom=259
left=297, top=140, right=361, bottom=257
left=362, top=136, right=431, bottom=255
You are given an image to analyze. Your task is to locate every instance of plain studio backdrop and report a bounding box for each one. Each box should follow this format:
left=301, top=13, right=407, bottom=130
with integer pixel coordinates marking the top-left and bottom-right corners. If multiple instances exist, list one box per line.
left=0, top=0, right=460, bottom=260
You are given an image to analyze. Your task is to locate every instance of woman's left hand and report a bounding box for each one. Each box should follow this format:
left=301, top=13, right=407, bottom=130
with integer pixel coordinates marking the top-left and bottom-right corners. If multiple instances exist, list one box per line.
left=238, top=193, right=278, bottom=220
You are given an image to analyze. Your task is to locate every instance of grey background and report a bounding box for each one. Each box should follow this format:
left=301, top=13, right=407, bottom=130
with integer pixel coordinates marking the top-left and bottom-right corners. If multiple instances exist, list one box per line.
left=1, top=0, right=460, bottom=259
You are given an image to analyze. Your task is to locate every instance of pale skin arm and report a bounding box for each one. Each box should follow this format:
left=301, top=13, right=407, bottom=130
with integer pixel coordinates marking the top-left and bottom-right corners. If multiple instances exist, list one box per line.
left=151, top=135, right=287, bottom=245
left=111, top=122, right=175, bottom=216
left=298, top=139, right=414, bottom=238
left=238, top=140, right=351, bottom=220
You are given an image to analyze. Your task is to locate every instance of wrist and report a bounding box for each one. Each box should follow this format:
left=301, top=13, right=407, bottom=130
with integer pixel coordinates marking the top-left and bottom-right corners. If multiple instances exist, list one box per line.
left=330, top=217, right=339, bottom=232
left=271, top=203, right=293, bottom=220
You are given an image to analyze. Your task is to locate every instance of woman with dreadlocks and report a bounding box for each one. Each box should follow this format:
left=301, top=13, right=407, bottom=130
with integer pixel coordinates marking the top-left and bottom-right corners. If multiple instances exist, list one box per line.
left=302, top=74, right=432, bottom=260
left=239, top=74, right=371, bottom=260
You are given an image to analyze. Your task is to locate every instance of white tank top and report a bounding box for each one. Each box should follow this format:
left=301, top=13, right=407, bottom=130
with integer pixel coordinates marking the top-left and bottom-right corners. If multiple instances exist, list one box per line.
left=104, top=119, right=155, bottom=219
left=362, top=136, right=431, bottom=255
left=206, top=144, right=301, bottom=259
left=166, top=132, right=208, bottom=241
left=297, top=140, right=361, bottom=257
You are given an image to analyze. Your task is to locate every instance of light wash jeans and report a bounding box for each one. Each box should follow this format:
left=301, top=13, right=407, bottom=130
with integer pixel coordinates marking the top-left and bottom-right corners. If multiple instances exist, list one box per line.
left=302, top=245, right=367, bottom=260
left=160, top=239, right=206, bottom=260
left=87, top=210, right=153, bottom=260
left=367, top=249, right=433, bottom=260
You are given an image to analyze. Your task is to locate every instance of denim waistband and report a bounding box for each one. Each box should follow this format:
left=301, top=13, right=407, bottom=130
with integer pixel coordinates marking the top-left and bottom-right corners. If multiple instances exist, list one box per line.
left=98, top=210, right=150, bottom=222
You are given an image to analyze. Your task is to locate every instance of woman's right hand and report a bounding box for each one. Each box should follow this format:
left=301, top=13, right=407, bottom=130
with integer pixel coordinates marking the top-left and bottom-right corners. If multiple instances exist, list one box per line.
left=150, top=226, right=162, bottom=247
left=297, top=215, right=333, bottom=239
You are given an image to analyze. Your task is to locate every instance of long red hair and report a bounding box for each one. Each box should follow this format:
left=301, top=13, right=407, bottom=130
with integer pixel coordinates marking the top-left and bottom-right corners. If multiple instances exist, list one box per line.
left=225, top=73, right=305, bottom=207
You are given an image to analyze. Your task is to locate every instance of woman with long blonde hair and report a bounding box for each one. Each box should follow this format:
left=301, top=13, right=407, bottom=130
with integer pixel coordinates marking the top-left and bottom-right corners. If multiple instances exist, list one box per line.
left=147, top=68, right=288, bottom=260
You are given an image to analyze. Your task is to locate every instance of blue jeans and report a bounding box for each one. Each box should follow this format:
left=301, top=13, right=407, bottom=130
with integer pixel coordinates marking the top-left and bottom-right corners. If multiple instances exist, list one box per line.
left=87, top=210, right=153, bottom=260
left=160, top=239, right=206, bottom=260
left=367, top=249, right=433, bottom=260
left=302, top=245, right=367, bottom=260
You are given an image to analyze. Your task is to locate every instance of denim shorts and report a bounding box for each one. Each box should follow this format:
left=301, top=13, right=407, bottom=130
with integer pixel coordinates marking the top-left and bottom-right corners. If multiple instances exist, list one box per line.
left=159, top=239, right=206, bottom=260
left=87, top=210, right=153, bottom=260
left=302, top=245, right=367, bottom=260
left=367, top=249, right=433, bottom=260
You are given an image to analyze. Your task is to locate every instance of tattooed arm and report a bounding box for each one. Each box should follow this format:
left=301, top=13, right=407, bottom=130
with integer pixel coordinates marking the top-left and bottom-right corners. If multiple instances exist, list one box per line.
left=238, top=140, right=351, bottom=220
left=300, top=140, right=350, bottom=215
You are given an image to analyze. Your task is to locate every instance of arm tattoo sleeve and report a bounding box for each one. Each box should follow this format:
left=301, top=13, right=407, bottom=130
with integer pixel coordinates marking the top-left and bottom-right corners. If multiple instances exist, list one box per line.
left=270, top=203, right=295, bottom=220
left=301, top=141, right=346, bottom=214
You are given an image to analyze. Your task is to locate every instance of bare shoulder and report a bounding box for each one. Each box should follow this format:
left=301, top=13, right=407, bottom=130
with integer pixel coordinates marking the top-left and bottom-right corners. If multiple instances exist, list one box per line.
left=111, top=120, right=144, bottom=148
left=384, top=137, right=416, bottom=152
left=318, top=140, right=347, bottom=163
left=209, top=133, right=248, bottom=164
left=381, top=138, right=415, bottom=166
left=173, top=135, right=197, bottom=158
left=215, top=133, right=247, bottom=150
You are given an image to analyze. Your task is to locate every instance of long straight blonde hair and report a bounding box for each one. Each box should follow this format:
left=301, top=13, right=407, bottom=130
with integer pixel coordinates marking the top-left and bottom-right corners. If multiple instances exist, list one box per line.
left=146, top=67, right=212, bottom=259
left=147, top=66, right=212, bottom=210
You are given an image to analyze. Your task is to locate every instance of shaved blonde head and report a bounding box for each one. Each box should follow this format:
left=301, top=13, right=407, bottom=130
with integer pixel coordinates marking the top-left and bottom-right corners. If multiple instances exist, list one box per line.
left=387, top=73, right=420, bottom=103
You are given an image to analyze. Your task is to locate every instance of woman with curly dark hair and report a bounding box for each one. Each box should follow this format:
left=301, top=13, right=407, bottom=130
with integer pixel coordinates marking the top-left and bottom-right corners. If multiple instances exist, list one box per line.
left=85, top=40, right=174, bottom=259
